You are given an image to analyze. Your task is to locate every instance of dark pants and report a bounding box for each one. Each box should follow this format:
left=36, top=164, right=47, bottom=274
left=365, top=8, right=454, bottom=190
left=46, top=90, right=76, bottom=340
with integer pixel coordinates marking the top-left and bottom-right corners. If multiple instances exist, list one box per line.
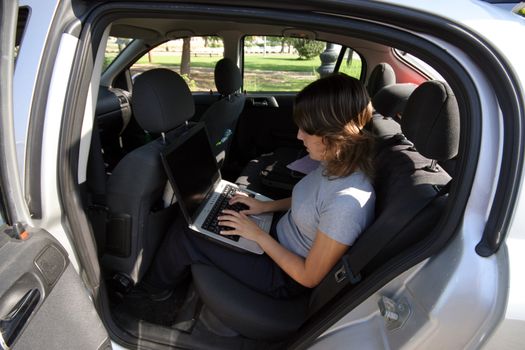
left=146, top=210, right=307, bottom=299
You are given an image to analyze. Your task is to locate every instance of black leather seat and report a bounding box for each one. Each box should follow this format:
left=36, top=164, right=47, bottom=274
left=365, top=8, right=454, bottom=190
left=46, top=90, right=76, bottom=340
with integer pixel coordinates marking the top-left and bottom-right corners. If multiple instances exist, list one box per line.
left=102, top=68, right=195, bottom=283
left=199, top=58, right=245, bottom=167
left=191, top=80, right=460, bottom=340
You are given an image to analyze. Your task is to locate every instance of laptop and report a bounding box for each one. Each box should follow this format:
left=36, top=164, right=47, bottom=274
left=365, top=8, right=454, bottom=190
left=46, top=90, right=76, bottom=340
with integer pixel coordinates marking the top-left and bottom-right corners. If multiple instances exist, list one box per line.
left=160, top=123, right=273, bottom=254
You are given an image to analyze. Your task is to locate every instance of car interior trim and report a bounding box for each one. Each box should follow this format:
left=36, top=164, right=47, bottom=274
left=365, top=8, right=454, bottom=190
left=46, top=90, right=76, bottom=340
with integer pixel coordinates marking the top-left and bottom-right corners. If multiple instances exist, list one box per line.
left=24, top=0, right=79, bottom=220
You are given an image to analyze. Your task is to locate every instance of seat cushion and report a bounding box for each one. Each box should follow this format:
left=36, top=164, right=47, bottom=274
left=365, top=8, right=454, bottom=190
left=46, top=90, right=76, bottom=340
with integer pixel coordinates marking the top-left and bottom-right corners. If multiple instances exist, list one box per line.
left=235, top=147, right=308, bottom=199
left=191, top=264, right=309, bottom=340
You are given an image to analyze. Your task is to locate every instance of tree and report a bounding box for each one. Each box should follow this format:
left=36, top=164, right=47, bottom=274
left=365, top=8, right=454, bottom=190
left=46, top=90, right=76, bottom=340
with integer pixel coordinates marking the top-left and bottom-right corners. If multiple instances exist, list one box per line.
left=244, top=36, right=256, bottom=47
left=291, top=38, right=325, bottom=60
left=180, top=37, right=191, bottom=76
left=280, top=37, right=292, bottom=53
left=207, top=36, right=222, bottom=48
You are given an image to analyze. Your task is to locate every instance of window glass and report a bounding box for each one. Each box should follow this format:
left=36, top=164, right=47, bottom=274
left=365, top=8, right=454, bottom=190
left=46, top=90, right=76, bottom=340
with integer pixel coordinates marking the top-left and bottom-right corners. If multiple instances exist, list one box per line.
left=103, top=36, right=133, bottom=71
left=512, top=3, right=525, bottom=17
left=243, top=36, right=362, bottom=92
left=130, top=36, right=224, bottom=92
left=393, top=49, right=443, bottom=80
left=338, top=48, right=363, bottom=79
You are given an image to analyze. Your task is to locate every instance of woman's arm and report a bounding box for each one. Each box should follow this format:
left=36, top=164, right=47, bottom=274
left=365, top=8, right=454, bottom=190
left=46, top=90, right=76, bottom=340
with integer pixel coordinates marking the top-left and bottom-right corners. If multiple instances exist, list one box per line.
left=218, top=209, right=347, bottom=288
left=229, top=195, right=291, bottom=214
left=256, top=229, right=348, bottom=288
left=263, top=197, right=292, bottom=212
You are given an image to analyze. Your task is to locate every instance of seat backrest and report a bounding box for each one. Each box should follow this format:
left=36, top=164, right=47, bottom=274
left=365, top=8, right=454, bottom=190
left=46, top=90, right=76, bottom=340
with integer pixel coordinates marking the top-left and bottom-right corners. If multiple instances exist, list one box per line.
left=309, top=80, right=460, bottom=315
left=402, top=80, right=460, bottom=163
left=362, top=80, right=459, bottom=270
left=366, top=62, right=396, bottom=98
left=199, top=58, right=245, bottom=167
left=102, top=68, right=195, bottom=283
left=373, top=83, right=417, bottom=120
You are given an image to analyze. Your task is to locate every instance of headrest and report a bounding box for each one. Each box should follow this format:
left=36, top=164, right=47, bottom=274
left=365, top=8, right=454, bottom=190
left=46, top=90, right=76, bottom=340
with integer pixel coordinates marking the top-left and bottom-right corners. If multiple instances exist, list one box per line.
left=402, top=81, right=460, bottom=161
left=366, top=63, right=396, bottom=97
left=372, top=83, right=417, bottom=119
left=132, top=68, right=195, bottom=133
left=214, top=58, right=242, bottom=96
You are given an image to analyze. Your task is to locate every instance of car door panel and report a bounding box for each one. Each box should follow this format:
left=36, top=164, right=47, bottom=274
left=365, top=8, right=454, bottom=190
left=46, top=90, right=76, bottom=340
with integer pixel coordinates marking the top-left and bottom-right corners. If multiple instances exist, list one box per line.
left=0, top=1, right=110, bottom=346
left=193, top=92, right=221, bottom=122
left=0, top=228, right=109, bottom=350
left=234, top=93, right=302, bottom=164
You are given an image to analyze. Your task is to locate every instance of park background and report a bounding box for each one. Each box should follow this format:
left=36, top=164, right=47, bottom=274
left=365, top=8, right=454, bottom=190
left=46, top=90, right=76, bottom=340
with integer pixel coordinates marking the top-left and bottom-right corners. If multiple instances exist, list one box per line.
left=105, top=36, right=362, bottom=92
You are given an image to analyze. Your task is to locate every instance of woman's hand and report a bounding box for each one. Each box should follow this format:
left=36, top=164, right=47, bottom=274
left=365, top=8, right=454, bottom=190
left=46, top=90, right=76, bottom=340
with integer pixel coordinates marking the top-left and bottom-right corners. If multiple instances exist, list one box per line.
left=218, top=209, right=265, bottom=242
left=229, top=194, right=268, bottom=215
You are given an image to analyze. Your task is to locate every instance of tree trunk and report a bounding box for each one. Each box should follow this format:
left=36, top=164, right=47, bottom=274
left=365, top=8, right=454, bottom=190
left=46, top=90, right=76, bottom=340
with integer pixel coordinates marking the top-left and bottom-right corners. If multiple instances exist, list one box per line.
left=181, top=37, right=191, bottom=76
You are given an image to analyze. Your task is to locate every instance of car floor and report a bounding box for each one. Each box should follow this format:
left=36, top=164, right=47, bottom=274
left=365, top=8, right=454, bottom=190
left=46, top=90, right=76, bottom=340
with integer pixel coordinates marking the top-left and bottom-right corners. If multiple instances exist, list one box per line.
left=111, top=280, right=191, bottom=327
left=107, top=275, right=283, bottom=349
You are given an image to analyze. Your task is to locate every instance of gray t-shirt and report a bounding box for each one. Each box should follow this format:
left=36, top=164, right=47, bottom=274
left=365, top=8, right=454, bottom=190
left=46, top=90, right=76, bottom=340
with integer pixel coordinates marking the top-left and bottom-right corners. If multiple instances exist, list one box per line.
left=276, top=165, right=375, bottom=258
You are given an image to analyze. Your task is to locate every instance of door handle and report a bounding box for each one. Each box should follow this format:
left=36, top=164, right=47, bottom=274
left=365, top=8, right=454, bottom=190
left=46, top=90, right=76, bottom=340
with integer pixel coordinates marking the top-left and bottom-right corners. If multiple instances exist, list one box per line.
left=250, top=96, right=279, bottom=108
left=0, top=289, right=41, bottom=348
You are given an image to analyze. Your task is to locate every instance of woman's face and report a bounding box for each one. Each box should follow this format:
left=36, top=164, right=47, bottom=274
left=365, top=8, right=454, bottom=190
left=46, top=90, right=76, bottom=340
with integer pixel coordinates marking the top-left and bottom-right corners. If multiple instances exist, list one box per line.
left=297, top=128, right=326, bottom=161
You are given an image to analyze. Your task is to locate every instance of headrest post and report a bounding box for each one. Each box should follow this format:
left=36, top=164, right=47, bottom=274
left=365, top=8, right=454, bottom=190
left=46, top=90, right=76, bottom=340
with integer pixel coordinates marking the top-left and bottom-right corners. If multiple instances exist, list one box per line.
left=424, top=159, right=440, bottom=173
left=161, top=132, right=166, bottom=145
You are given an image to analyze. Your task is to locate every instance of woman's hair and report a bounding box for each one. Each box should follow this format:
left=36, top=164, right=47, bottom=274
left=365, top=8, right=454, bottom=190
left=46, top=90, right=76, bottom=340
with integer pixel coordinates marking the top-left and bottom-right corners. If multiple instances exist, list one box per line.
left=293, top=73, right=375, bottom=178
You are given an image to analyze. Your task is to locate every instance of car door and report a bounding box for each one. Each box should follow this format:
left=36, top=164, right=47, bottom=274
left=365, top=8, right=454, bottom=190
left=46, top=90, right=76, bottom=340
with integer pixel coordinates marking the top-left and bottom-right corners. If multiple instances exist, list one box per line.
left=0, top=2, right=110, bottom=349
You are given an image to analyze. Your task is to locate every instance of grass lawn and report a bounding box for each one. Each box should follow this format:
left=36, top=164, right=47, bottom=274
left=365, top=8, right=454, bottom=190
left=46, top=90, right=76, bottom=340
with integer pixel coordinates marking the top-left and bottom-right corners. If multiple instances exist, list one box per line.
left=132, top=53, right=326, bottom=71
left=110, top=52, right=362, bottom=92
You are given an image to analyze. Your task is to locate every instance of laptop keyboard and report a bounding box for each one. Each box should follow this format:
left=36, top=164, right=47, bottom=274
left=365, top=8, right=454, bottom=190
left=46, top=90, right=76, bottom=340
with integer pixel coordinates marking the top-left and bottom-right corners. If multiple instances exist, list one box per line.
left=202, top=185, right=253, bottom=241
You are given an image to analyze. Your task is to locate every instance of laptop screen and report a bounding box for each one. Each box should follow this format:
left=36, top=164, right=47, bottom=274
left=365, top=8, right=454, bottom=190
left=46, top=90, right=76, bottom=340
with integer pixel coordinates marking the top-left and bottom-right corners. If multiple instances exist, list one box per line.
left=161, top=124, right=220, bottom=222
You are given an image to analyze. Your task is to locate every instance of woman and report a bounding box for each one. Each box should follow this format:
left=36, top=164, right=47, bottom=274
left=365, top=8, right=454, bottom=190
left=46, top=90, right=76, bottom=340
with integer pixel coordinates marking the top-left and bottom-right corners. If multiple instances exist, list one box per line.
left=145, top=73, right=375, bottom=300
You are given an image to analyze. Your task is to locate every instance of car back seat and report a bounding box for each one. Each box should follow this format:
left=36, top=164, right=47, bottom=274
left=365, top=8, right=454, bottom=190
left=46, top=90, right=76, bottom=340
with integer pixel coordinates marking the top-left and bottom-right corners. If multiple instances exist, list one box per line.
left=190, top=79, right=460, bottom=340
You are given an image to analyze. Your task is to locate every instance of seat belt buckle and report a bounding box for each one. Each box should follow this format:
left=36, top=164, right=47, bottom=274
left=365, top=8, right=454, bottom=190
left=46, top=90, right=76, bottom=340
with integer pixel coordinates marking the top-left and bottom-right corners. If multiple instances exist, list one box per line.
left=334, top=255, right=361, bottom=285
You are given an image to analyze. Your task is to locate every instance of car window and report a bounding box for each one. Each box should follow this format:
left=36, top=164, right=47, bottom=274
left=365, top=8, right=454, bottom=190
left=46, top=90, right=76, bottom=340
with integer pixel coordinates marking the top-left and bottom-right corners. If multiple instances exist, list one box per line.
left=130, top=36, right=224, bottom=92
left=242, top=36, right=363, bottom=92
left=103, top=36, right=134, bottom=71
left=513, top=3, right=525, bottom=17
left=338, top=48, right=364, bottom=79
left=393, top=49, right=444, bottom=80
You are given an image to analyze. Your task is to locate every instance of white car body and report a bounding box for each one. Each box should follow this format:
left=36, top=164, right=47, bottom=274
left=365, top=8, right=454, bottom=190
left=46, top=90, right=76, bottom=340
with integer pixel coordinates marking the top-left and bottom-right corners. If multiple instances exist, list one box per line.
left=1, top=0, right=524, bottom=349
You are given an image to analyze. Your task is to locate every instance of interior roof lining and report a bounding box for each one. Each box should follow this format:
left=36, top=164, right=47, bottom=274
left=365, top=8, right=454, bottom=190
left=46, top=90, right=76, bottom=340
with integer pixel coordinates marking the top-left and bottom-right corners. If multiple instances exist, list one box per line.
left=109, top=17, right=393, bottom=52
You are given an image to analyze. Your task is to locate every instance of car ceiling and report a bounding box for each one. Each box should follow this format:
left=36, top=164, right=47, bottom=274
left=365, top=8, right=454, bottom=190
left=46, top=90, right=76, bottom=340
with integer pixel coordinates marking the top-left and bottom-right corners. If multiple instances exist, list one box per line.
left=110, top=17, right=391, bottom=54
